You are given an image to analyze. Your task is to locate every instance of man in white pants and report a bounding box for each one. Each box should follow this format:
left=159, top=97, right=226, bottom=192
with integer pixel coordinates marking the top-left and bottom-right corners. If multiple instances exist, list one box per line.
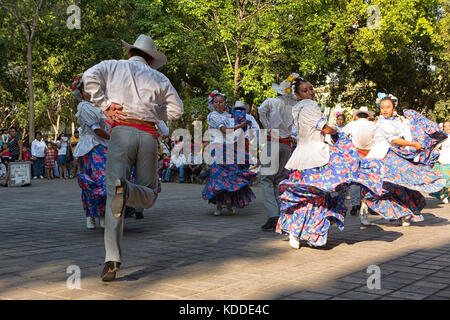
left=342, top=107, right=375, bottom=225
left=83, top=34, right=183, bottom=281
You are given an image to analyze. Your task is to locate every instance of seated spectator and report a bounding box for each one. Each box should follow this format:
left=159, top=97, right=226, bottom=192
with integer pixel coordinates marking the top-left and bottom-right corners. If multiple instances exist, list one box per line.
left=185, top=144, right=203, bottom=183
left=158, top=153, right=171, bottom=179
left=163, top=149, right=186, bottom=183
left=0, top=144, right=11, bottom=187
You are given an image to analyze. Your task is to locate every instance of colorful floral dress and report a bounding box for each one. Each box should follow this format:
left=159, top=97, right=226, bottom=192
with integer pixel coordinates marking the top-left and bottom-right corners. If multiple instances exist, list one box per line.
left=357, top=110, right=447, bottom=222
left=277, top=99, right=360, bottom=247
left=202, top=110, right=257, bottom=208
left=73, top=101, right=110, bottom=218
left=429, top=135, right=450, bottom=201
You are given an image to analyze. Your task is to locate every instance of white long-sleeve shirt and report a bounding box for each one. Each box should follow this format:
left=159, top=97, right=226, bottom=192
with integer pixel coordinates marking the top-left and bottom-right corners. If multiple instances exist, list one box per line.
left=258, top=95, right=297, bottom=139
left=437, top=137, right=450, bottom=164
left=285, top=99, right=330, bottom=170
left=342, top=118, right=376, bottom=150
left=31, top=139, right=47, bottom=158
left=83, top=56, right=184, bottom=122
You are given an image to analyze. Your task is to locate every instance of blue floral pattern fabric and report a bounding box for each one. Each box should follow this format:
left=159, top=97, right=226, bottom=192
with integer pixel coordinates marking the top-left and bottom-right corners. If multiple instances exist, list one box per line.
left=202, top=143, right=257, bottom=208
left=430, top=162, right=450, bottom=201
left=277, top=134, right=359, bottom=247
left=77, top=145, right=107, bottom=218
left=359, top=110, right=447, bottom=221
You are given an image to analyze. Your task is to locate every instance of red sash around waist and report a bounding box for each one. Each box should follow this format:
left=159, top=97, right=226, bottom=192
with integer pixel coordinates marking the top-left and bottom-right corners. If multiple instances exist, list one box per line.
left=267, top=134, right=292, bottom=148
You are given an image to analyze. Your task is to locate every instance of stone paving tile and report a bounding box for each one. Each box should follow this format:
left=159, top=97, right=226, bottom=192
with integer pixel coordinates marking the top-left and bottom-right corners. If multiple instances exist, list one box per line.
left=387, top=290, right=431, bottom=300
left=283, top=291, right=331, bottom=300
left=335, top=291, right=380, bottom=300
left=1, top=180, right=450, bottom=300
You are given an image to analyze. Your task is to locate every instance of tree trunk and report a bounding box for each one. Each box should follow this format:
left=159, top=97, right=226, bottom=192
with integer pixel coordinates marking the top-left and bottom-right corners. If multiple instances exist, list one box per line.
left=27, top=40, right=35, bottom=142
left=234, top=46, right=240, bottom=100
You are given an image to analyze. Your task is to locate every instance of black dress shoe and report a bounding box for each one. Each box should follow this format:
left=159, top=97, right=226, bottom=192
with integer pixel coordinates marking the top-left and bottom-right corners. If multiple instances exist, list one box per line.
left=135, top=211, right=144, bottom=219
left=101, top=261, right=121, bottom=282
left=261, top=217, right=279, bottom=231
left=350, top=205, right=360, bottom=216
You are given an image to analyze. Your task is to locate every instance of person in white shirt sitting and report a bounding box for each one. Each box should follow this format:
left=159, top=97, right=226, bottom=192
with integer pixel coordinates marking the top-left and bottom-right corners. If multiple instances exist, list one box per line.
left=163, top=148, right=187, bottom=183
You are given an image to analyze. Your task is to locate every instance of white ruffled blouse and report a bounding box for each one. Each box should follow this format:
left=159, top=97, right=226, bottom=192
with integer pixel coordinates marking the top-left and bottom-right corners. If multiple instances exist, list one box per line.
left=437, top=137, right=450, bottom=164
left=207, top=110, right=241, bottom=145
left=73, top=101, right=110, bottom=157
left=366, top=115, right=405, bottom=160
left=285, top=99, right=330, bottom=170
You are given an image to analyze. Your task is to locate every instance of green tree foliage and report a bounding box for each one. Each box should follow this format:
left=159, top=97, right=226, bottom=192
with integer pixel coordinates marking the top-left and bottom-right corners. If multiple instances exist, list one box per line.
left=0, top=0, right=448, bottom=141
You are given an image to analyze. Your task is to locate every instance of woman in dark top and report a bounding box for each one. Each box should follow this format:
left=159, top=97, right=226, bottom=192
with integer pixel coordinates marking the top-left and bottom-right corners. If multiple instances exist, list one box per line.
left=7, top=126, right=23, bottom=162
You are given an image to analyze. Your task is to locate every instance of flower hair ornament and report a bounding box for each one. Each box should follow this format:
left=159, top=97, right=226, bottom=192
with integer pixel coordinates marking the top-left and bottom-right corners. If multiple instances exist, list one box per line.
left=71, top=73, right=84, bottom=102
left=272, top=73, right=300, bottom=95
left=208, top=90, right=227, bottom=111
left=376, top=92, right=398, bottom=108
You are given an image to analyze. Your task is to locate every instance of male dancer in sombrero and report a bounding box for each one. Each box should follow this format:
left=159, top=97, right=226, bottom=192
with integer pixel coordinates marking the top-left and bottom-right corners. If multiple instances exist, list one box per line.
left=83, top=34, right=184, bottom=281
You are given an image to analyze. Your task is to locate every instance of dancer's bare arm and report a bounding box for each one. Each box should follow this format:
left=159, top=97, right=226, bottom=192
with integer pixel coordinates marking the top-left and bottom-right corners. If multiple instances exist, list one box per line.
left=322, top=125, right=337, bottom=136
left=391, top=138, right=424, bottom=151
left=94, top=129, right=110, bottom=140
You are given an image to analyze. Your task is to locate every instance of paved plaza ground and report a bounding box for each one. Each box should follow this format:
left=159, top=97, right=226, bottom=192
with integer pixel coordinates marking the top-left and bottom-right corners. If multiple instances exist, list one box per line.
left=0, top=179, right=449, bottom=300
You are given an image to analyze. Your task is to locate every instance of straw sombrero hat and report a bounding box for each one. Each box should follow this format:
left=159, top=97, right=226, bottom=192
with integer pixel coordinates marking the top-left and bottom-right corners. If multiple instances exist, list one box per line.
left=121, top=34, right=167, bottom=69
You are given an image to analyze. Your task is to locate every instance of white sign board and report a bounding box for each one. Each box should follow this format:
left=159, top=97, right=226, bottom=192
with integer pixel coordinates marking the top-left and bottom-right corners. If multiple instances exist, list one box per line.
left=8, top=161, right=32, bottom=187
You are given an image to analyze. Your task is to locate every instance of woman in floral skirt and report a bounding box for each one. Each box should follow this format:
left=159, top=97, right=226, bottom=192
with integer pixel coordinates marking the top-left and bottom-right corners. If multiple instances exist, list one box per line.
left=72, top=74, right=111, bottom=230
left=430, top=121, right=450, bottom=204
left=277, top=77, right=360, bottom=249
left=202, top=91, right=257, bottom=216
left=357, top=93, right=447, bottom=226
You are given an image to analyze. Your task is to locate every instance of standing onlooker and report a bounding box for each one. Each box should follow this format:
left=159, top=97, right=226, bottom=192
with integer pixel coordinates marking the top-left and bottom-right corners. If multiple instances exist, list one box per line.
left=7, top=126, right=23, bottom=162
left=56, top=134, right=68, bottom=179
left=69, top=130, right=81, bottom=178
left=22, top=145, right=31, bottom=162
left=45, top=142, right=56, bottom=179
left=31, top=132, right=46, bottom=179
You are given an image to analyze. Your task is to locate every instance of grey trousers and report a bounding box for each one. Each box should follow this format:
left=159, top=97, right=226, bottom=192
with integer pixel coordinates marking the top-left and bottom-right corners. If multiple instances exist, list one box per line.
left=260, top=142, right=291, bottom=218
left=350, top=154, right=364, bottom=207
left=104, top=126, right=159, bottom=263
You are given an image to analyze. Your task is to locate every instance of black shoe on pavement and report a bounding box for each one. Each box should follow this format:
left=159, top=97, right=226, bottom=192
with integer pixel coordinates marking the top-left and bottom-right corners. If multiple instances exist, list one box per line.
left=101, top=261, right=121, bottom=282
left=135, top=211, right=144, bottom=219
left=261, top=217, right=279, bottom=231
left=350, top=205, right=360, bottom=216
